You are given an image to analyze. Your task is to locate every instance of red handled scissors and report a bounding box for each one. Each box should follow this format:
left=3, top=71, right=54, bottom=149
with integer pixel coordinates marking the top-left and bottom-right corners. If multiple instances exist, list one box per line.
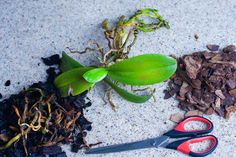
left=86, top=116, right=218, bottom=157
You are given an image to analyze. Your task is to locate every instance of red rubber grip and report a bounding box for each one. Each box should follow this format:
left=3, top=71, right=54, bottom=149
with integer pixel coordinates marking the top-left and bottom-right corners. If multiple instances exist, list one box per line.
left=175, top=116, right=213, bottom=132
left=177, top=135, right=218, bottom=156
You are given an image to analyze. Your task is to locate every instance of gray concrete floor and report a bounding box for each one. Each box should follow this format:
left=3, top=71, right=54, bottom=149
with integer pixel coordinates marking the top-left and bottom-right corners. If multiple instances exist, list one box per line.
left=0, top=0, right=236, bottom=156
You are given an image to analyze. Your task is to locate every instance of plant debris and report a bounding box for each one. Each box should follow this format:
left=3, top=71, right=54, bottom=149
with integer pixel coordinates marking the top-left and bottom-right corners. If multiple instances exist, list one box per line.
left=4, top=80, right=11, bottom=87
left=185, top=110, right=203, bottom=117
left=206, top=44, right=219, bottom=51
left=194, top=34, right=199, bottom=40
left=0, top=55, right=94, bottom=156
left=165, top=45, right=236, bottom=119
left=170, top=113, right=184, bottom=123
left=41, top=54, right=60, bottom=66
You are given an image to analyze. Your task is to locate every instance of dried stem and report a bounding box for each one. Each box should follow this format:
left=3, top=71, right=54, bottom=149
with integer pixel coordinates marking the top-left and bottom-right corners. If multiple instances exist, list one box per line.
left=107, top=89, right=117, bottom=111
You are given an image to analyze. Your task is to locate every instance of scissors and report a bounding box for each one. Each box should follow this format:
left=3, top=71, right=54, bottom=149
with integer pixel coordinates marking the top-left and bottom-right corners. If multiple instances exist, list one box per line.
left=85, top=116, right=218, bottom=157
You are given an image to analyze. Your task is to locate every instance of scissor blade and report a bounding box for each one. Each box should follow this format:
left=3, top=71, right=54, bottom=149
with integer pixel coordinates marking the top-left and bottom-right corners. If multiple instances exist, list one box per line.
left=85, top=136, right=169, bottom=154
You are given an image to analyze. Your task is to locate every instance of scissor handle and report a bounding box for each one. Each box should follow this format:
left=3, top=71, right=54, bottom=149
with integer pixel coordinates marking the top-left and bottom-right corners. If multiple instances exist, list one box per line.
left=165, top=135, right=218, bottom=157
left=164, top=116, right=213, bottom=138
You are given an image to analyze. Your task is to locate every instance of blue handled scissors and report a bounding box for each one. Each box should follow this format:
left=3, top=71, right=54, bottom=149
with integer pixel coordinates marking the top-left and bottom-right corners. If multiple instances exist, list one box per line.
left=85, top=116, right=218, bottom=157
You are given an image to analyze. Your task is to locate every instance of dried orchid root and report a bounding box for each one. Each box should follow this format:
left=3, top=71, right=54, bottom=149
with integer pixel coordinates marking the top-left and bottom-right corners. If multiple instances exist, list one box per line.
left=67, top=46, right=101, bottom=55
left=0, top=85, right=92, bottom=156
left=107, top=89, right=117, bottom=111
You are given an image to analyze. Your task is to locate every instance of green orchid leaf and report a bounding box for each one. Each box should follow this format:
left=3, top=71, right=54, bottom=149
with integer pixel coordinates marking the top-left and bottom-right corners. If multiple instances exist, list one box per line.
left=54, top=67, right=94, bottom=97
left=104, top=78, right=152, bottom=103
left=60, top=52, right=83, bottom=72
left=83, top=68, right=108, bottom=83
left=107, top=54, right=177, bottom=85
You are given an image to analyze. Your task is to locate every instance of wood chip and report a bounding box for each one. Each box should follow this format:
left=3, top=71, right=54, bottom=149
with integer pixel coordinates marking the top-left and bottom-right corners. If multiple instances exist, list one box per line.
left=165, top=45, right=236, bottom=119
left=192, top=79, right=201, bottom=89
left=206, top=107, right=215, bottom=115
left=226, top=104, right=236, bottom=112
left=179, top=82, right=191, bottom=97
left=226, top=80, right=236, bottom=89
left=229, top=89, right=236, bottom=98
left=184, top=56, right=202, bottom=79
left=225, top=104, right=236, bottom=119
left=223, top=45, right=236, bottom=53
left=210, top=54, right=222, bottom=62
left=215, top=97, right=221, bottom=108
left=185, top=110, right=203, bottom=117
left=215, top=90, right=226, bottom=99
left=206, top=44, right=219, bottom=51
left=170, top=113, right=184, bottom=123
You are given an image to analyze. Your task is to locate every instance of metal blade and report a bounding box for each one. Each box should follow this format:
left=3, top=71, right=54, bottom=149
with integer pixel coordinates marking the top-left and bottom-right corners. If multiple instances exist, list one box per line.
left=85, top=136, right=169, bottom=154
left=153, top=135, right=170, bottom=147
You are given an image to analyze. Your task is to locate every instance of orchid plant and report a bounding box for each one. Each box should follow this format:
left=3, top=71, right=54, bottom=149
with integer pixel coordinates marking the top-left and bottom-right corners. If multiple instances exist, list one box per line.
left=54, top=8, right=177, bottom=109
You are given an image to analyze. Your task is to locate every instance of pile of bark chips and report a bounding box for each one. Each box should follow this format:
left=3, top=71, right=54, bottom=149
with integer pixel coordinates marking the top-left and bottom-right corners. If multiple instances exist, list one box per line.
left=165, top=45, right=236, bottom=119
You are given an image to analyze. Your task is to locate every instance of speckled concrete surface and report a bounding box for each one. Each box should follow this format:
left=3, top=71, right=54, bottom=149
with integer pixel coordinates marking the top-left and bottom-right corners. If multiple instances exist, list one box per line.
left=0, top=0, right=236, bottom=157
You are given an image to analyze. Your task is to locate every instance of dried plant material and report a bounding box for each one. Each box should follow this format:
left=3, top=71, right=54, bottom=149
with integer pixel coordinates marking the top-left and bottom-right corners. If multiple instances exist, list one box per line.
left=229, top=89, right=236, bottom=98
left=185, top=110, right=203, bottom=117
left=183, top=56, right=202, bottom=79
left=170, top=113, right=184, bottom=123
left=226, top=80, right=236, bottom=89
left=194, top=34, right=199, bottom=40
left=0, top=55, right=93, bottom=156
left=192, top=79, right=201, bottom=89
left=223, top=45, right=236, bottom=53
left=215, top=90, right=225, bottom=99
left=0, top=134, right=8, bottom=142
left=225, top=104, right=236, bottom=119
left=179, top=82, right=191, bottom=97
left=165, top=45, right=236, bottom=119
left=206, top=44, right=219, bottom=51
left=215, top=97, right=221, bottom=108
left=206, top=108, right=215, bottom=115
left=210, top=54, right=222, bottom=62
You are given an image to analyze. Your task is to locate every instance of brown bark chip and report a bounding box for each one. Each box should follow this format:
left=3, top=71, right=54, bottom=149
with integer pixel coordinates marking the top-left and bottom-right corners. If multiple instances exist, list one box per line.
left=170, top=113, right=184, bottom=123
left=184, top=56, right=202, bottom=79
left=223, top=45, right=236, bottom=53
left=179, top=82, right=191, bottom=97
left=215, top=90, right=226, bottom=99
left=206, top=44, right=220, bottom=51
left=225, top=104, right=236, bottom=119
left=185, top=110, right=203, bottom=117
left=206, top=107, right=215, bottom=115
left=229, top=89, right=236, bottom=98
left=165, top=45, right=236, bottom=119
left=215, top=97, right=221, bottom=108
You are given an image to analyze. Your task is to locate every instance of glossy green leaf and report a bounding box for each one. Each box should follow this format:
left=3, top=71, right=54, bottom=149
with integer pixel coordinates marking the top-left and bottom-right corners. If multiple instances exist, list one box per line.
left=83, top=68, right=108, bottom=83
left=54, top=67, right=94, bottom=97
left=107, top=54, right=177, bottom=85
left=60, top=52, right=83, bottom=72
left=104, top=78, right=152, bottom=103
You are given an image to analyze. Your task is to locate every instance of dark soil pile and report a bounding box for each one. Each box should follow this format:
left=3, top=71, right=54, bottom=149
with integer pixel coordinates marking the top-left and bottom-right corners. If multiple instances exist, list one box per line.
left=0, top=55, right=93, bottom=157
left=165, top=45, right=236, bottom=119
